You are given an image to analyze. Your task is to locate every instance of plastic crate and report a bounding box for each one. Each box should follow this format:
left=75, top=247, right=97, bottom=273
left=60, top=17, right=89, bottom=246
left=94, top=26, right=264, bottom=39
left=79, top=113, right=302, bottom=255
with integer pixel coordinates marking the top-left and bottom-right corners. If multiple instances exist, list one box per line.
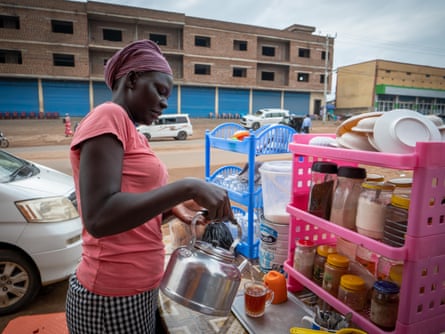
left=284, top=133, right=445, bottom=334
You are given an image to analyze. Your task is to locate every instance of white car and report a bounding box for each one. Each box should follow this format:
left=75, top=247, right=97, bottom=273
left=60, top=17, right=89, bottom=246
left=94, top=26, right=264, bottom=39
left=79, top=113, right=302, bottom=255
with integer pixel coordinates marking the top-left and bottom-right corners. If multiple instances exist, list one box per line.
left=0, top=149, right=82, bottom=315
left=137, top=114, right=193, bottom=140
left=240, top=108, right=290, bottom=130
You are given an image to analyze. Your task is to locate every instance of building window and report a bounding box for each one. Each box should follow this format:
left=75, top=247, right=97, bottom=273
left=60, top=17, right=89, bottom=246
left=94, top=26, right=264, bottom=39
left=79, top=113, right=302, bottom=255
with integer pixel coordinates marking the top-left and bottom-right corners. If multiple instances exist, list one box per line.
left=321, top=51, right=326, bottom=60
left=297, top=73, right=309, bottom=82
left=261, top=71, right=274, bottom=81
left=0, top=15, right=20, bottom=29
left=262, top=46, right=275, bottom=57
left=195, top=36, right=211, bottom=47
left=51, top=20, right=73, bottom=34
left=233, top=40, right=247, bottom=51
left=194, top=64, right=211, bottom=75
left=320, top=74, right=325, bottom=84
left=53, top=53, right=75, bottom=67
left=298, top=48, right=311, bottom=58
left=149, top=33, right=167, bottom=46
left=103, top=29, right=122, bottom=42
left=233, top=67, right=247, bottom=77
left=0, top=49, right=22, bottom=64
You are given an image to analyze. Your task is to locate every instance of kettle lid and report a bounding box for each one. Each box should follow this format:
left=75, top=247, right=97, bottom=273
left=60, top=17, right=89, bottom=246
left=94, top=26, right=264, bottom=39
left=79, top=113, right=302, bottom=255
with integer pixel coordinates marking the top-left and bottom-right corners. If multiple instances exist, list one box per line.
left=194, top=240, right=235, bottom=262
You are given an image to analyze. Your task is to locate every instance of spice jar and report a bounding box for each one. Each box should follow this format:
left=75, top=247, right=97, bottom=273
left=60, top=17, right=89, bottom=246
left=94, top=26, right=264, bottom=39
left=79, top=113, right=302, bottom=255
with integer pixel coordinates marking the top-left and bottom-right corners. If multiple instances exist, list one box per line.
left=330, top=166, right=367, bottom=230
left=322, top=253, right=350, bottom=296
left=312, top=244, right=337, bottom=285
left=370, top=280, right=400, bottom=330
left=383, top=193, right=410, bottom=247
left=355, top=181, right=395, bottom=239
left=293, top=239, right=316, bottom=278
left=338, top=274, right=367, bottom=311
left=308, top=161, right=338, bottom=220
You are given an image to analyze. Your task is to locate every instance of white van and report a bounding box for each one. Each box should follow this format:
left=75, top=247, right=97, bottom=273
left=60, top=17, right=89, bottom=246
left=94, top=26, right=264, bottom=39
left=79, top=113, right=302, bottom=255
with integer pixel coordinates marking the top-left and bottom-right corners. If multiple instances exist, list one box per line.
left=240, top=108, right=290, bottom=130
left=137, top=114, right=193, bottom=140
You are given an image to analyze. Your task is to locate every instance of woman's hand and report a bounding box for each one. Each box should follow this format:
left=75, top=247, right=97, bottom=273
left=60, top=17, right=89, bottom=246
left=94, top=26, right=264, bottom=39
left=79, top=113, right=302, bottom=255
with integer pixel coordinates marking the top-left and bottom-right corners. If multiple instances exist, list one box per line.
left=187, top=178, right=234, bottom=223
left=171, top=200, right=207, bottom=225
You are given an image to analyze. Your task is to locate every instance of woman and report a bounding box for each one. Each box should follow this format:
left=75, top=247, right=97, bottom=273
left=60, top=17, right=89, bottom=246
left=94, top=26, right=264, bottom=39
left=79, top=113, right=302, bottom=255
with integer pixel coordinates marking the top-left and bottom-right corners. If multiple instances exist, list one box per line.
left=65, top=40, right=233, bottom=333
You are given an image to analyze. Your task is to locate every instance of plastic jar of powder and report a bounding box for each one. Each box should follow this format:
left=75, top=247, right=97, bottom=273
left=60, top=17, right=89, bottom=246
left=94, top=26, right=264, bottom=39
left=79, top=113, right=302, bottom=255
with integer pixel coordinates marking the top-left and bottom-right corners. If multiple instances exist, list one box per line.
left=338, top=274, right=367, bottom=311
left=355, top=181, right=395, bottom=239
left=322, top=253, right=350, bottom=296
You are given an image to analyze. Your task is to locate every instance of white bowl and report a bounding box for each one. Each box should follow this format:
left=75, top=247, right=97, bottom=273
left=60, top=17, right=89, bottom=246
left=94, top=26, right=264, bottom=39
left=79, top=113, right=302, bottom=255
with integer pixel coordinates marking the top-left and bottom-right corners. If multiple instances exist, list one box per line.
left=373, top=109, right=441, bottom=153
left=337, top=131, right=378, bottom=151
left=351, top=116, right=379, bottom=133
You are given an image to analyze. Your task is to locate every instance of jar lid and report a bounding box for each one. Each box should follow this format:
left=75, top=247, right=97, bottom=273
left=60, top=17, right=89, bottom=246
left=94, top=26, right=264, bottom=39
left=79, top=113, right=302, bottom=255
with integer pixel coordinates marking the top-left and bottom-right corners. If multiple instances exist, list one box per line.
left=337, top=166, right=367, bottom=179
left=340, top=274, right=366, bottom=290
left=373, top=280, right=400, bottom=294
left=311, top=161, right=338, bottom=174
left=361, top=181, right=396, bottom=191
left=366, top=173, right=385, bottom=182
left=296, top=239, right=315, bottom=247
left=391, top=194, right=410, bottom=209
left=389, top=177, right=413, bottom=188
left=326, top=253, right=349, bottom=268
left=317, top=244, right=337, bottom=257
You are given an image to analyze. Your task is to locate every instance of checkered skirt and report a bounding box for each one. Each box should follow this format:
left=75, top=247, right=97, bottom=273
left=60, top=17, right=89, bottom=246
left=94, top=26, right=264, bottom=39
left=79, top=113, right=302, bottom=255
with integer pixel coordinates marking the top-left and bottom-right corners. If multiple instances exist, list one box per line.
left=66, top=274, right=158, bottom=333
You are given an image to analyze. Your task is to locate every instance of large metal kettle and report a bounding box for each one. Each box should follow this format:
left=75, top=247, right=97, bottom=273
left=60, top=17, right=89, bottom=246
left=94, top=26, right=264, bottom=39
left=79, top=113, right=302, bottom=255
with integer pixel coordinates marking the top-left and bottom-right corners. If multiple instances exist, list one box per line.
left=160, top=211, right=248, bottom=316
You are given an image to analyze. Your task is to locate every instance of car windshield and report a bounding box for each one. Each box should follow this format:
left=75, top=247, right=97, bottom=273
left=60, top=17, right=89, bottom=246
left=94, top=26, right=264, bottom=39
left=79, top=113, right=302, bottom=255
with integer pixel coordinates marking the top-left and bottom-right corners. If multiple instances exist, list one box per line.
left=254, top=110, right=265, bottom=116
left=0, top=150, right=39, bottom=183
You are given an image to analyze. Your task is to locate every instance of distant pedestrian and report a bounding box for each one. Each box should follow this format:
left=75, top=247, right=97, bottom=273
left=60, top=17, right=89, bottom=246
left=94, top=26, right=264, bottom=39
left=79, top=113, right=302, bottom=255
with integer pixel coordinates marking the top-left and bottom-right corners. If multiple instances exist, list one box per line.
left=301, top=114, right=312, bottom=133
left=64, top=113, right=73, bottom=137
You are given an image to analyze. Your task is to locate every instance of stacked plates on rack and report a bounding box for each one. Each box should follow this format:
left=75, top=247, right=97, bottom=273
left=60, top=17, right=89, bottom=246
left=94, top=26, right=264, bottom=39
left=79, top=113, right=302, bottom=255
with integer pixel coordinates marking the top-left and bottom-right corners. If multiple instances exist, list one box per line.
left=335, top=109, right=443, bottom=153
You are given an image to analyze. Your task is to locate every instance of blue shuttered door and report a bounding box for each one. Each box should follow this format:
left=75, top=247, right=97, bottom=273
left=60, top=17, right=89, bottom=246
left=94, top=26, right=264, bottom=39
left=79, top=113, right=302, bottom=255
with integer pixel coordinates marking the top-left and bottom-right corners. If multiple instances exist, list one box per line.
left=283, top=92, right=310, bottom=115
left=252, top=90, right=281, bottom=112
left=218, top=88, right=249, bottom=118
left=164, top=85, right=178, bottom=114
left=0, top=79, right=38, bottom=113
left=93, top=82, right=112, bottom=108
left=42, top=80, right=90, bottom=117
left=181, top=86, right=215, bottom=118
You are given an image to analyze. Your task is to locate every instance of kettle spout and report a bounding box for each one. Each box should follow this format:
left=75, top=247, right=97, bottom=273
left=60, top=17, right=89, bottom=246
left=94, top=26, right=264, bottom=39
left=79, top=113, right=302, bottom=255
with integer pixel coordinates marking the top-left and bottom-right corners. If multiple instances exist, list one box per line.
left=237, top=258, right=249, bottom=273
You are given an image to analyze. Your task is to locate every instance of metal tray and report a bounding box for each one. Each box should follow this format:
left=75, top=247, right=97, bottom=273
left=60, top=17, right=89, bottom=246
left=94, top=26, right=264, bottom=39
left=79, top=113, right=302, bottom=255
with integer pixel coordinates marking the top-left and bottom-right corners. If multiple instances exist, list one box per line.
left=231, top=291, right=314, bottom=334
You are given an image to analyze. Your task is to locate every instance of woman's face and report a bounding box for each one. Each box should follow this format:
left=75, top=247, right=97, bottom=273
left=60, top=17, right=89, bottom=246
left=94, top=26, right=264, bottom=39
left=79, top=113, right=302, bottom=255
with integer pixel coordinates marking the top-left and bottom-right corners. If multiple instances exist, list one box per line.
left=127, top=71, right=173, bottom=125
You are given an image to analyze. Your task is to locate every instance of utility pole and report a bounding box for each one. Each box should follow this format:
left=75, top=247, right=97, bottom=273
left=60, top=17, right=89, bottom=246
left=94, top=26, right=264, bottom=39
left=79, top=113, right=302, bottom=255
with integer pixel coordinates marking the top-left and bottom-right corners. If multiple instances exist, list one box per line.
left=322, top=33, right=336, bottom=123
left=322, top=34, right=329, bottom=123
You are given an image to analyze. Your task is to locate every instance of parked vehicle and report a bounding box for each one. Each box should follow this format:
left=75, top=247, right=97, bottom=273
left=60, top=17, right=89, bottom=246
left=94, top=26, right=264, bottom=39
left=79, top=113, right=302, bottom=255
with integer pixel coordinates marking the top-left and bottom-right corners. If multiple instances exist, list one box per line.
left=136, top=114, right=193, bottom=140
left=0, top=150, right=82, bottom=315
left=240, top=108, right=290, bottom=130
left=0, top=131, right=9, bottom=148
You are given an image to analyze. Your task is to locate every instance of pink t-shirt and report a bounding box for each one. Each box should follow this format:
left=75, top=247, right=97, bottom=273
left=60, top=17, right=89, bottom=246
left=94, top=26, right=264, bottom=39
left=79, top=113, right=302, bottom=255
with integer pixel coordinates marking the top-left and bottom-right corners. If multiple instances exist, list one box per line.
left=70, top=102, right=168, bottom=296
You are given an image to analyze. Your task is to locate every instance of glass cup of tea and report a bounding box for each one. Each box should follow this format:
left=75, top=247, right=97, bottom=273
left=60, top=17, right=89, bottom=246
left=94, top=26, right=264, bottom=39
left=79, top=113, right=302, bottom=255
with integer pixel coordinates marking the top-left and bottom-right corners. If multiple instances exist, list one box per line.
left=244, top=281, right=274, bottom=318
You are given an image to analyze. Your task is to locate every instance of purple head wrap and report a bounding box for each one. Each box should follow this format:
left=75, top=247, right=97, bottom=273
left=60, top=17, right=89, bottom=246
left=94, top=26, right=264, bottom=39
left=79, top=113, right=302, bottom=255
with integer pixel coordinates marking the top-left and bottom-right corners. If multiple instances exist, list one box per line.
left=104, top=39, right=173, bottom=90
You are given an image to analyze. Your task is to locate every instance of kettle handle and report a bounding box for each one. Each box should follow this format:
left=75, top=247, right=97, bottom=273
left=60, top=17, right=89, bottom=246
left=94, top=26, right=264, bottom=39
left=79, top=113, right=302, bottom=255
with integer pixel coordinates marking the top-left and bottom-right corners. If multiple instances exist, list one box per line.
left=190, top=210, right=243, bottom=254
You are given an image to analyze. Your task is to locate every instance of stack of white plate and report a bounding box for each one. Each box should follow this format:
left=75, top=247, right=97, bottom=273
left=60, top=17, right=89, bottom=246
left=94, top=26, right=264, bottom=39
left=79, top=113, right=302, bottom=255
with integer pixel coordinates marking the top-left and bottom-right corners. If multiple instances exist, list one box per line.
left=335, top=109, right=444, bottom=153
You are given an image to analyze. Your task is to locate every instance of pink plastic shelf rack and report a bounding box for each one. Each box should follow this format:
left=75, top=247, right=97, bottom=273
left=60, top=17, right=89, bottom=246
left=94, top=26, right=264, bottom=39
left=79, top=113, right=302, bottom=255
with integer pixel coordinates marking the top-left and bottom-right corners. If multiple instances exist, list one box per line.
left=284, top=133, right=445, bottom=334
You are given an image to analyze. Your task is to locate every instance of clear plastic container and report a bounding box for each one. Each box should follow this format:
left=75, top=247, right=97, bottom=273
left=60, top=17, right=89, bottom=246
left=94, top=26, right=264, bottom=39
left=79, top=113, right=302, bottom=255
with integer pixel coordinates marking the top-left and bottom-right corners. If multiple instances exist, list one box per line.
left=338, top=274, right=367, bottom=311
left=330, top=166, right=367, bottom=230
left=293, top=239, right=316, bottom=278
left=308, top=161, right=338, bottom=220
left=383, top=193, right=410, bottom=247
left=322, top=253, right=350, bottom=296
left=355, top=181, right=395, bottom=239
left=312, top=244, right=337, bottom=285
